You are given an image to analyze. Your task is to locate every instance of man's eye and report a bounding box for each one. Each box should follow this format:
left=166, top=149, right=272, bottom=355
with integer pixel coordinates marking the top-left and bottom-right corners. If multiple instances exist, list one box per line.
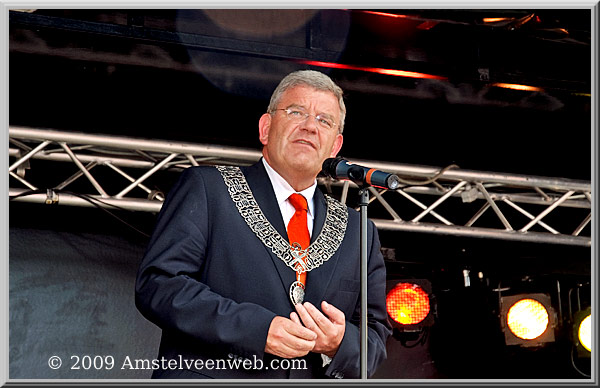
left=318, top=117, right=333, bottom=128
left=288, top=110, right=304, bottom=117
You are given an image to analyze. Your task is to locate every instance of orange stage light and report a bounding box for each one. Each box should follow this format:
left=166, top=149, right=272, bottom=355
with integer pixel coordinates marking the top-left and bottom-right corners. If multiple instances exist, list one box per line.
left=483, top=17, right=513, bottom=23
left=490, top=83, right=543, bottom=92
left=386, top=282, right=431, bottom=325
left=360, top=11, right=409, bottom=19
left=298, top=60, right=447, bottom=81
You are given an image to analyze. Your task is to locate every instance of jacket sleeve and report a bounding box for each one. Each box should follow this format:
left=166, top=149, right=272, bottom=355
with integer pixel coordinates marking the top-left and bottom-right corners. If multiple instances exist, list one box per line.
left=324, top=221, right=392, bottom=378
left=134, top=168, right=277, bottom=360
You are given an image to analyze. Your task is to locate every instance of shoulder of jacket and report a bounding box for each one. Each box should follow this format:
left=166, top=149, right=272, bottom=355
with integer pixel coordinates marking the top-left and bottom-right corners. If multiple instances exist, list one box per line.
left=181, top=165, right=224, bottom=177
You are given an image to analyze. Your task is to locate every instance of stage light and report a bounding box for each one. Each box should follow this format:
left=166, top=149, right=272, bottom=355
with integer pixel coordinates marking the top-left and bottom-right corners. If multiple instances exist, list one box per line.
left=297, top=60, right=448, bottom=80
left=573, top=307, right=591, bottom=356
left=507, top=299, right=549, bottom=340
left=483, top=17, right=513, bottom=23
left=490, top=82, right=543, bottom=92
left=578, top=315, right=591, bottom=351
left=359, top=10, right=410, bottom=19
left=387, top=283, right=430, bottom=324
left=386, top=279, right=434, bottom=332
left=500, top=293, right=556, bottom=347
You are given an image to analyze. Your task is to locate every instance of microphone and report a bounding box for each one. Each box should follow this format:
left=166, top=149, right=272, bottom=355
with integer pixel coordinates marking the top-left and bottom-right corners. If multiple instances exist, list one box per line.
left=322, top=157, right=401, bottom=190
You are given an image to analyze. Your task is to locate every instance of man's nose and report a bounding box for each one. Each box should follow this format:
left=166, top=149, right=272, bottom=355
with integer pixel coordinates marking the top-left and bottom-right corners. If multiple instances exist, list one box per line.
left=300, top=114, right=319, bottom=132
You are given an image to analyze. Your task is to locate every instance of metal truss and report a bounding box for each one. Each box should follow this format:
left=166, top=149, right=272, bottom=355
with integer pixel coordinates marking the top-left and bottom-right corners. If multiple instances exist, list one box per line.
left=9, top=126, right=592, bottom=247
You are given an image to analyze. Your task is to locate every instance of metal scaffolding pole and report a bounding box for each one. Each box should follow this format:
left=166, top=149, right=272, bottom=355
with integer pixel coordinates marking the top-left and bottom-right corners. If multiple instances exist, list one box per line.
left=9, top=126, right=592, bottom=247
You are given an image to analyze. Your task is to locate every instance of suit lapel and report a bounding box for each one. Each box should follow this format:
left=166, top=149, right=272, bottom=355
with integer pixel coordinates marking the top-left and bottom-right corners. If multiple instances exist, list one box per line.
left=304, top=189, right=343, bottom=304
left=310, top=189, right=326, bottom=244
left=241, top=161, right=295, bottom=300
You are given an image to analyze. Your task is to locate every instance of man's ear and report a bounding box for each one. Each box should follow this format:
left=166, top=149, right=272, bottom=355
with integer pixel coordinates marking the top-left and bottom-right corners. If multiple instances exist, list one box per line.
left=258, top=113, right=271, bottom=146
left=329, top=134, right=344, bottom=157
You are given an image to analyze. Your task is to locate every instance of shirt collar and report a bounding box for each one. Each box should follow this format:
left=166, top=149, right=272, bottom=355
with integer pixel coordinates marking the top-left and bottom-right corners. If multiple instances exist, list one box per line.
left=262, top=158, right=317, bottom=217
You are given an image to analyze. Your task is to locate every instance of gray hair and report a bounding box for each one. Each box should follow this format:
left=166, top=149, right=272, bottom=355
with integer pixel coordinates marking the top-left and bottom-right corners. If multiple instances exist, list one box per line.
left=267, top=70, right=346, bottom=133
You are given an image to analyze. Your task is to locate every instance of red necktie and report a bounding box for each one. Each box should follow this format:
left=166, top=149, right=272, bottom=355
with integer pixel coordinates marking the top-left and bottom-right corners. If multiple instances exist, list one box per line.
left=287, top=193, right=310, bottom=287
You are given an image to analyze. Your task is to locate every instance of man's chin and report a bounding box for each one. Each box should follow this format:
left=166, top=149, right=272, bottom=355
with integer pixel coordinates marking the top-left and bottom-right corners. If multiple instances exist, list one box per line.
left=288, top=158, right=320, bottom=176
left=286, top=150, right=313, bottom=163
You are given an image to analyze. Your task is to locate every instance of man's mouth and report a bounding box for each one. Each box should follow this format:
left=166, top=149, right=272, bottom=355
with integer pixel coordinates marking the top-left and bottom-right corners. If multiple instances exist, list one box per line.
left=294, top=139, right=316, bottom=149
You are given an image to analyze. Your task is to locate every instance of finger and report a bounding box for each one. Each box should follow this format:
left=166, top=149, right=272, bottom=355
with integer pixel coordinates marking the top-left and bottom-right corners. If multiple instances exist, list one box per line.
left=266, top=318, right=314, bottom=358
left=284, top=316, right=317, bottom=341
left=303, top=301, right=335, bottom=333
left=281, top=335, right=316, bottom=354
left=290, top=311, right=301, bottom=325
left=274, top=338, right=314, bottom=358
left=267, top=318, right=316, bottom=356
left=295, top=303, right=323, bottom=336
left=322, top=300, right=346, bottom=325
left=281, top=320, right=316, bottom=353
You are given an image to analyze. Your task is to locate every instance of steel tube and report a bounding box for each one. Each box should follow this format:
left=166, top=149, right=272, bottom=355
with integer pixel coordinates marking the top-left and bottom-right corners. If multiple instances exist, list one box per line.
left=115, top=153, right=179, bottom=199
left=535, top=187, right=551, bottom=201
left=9, top=188, right=163, bottom=212
left=396, top=189, right=452, bottom=225
left=59, top=142, right=109, bottom=198
left=10, top=126, right=590, bottom=192
left=340, top=180, right=350, bottom=205
left=105, top=162, right=165, bottom=201
left=394, top=185, right=591, bottom=209
left=372, top=219, right=591, bottom=247
left=476, top=182, right=512, bottom=231
left=359, top=188, right=369, bottom=379
left=11, top=145, right=590, bottom=210
left=368, top=187, right=402, bottom=221
left=185, top=154, right=200, bottom=167
left=10, top=126, right=262, bottom=162
left=465, top=203, right=491, bottom=227
left=8, top=140, right=51, bottom=172
left=412, top=181, right=467, bottom=222
left=55, top=162, right=98, bottom=191
left=9, top=127, right=592, bottom=247
left=9, top=137, right=32, bottom=152
left=346, top=157, right=590, bottom=192
left=520, top=190, right=575, bottom=232
left=573, top=213, right=592, bottom=236
left=9, top=147, right=158, bottom=169
left=329, top=180, right=591, bottom=209
left=9, top=172, right=37, bottom=190
left=502, top=198, right=559, bottom=234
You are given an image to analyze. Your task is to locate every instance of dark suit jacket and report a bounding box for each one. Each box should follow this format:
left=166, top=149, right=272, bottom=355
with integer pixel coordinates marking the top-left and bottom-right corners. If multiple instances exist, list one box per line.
left=135, top=161, right=391, bottom=379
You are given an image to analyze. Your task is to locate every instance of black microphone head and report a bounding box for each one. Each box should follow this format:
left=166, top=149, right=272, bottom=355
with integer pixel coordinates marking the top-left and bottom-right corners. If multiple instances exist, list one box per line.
left=322, top=157, right=344, bottom=178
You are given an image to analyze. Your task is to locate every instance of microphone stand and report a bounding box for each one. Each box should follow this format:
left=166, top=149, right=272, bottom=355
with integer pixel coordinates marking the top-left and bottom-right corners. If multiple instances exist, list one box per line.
left=358, top=185, right=369, bottom=379
left=322, top=158, right=400, bottom=379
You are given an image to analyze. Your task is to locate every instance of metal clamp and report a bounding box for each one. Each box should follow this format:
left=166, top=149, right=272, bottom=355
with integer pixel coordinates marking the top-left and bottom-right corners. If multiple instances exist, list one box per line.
left=45, top=189, right=58, bottom=205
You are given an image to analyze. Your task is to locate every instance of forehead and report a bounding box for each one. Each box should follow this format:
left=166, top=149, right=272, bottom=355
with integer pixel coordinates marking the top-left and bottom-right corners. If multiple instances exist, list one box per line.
left=279, top=85, right=340, bottom=116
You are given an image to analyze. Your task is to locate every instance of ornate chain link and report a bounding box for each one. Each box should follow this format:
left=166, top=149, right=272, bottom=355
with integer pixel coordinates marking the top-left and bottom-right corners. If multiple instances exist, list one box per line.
left=217, top=166, right=348, bottom=273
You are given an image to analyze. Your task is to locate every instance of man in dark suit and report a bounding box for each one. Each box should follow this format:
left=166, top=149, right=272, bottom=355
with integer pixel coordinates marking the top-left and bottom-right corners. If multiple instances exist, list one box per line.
left=135, top=70, right=391, bottom=379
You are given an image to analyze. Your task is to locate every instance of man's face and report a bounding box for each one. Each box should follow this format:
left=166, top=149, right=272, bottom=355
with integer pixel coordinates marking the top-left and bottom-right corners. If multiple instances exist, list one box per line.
left=259, top=85, right=344, bottom=185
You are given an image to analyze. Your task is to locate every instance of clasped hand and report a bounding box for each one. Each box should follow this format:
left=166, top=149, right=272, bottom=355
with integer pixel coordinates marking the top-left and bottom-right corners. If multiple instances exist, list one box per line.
left=265, top=301, right=345, bottom=359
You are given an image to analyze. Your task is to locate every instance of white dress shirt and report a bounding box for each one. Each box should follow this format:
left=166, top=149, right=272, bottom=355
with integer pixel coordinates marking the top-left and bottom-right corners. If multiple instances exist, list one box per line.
left=262, top=158, right=317, bottom=236
left=261, top=158, right=333, bottom=367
